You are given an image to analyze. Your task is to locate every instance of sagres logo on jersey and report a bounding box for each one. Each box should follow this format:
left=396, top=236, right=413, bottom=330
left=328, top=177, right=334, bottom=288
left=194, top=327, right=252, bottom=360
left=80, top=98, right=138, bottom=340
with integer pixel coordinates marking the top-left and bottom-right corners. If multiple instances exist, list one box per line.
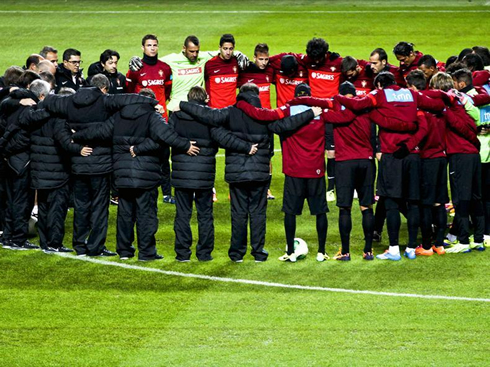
left=215, top=76, right=237, bottom=84
left=311, top=72, right=334, bottom=81
left=177, top=67, right=202, bottom=76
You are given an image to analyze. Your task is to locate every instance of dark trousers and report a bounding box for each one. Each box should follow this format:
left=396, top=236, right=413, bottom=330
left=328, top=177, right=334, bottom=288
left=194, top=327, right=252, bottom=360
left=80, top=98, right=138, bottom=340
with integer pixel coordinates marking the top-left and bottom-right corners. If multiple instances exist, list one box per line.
left=4, top=166, right=34, bottom=245
left=37, top=184, right=70, bottom=249
left=0, top=175, right=6, bottom=234
left=229, top=181, right=269, bottom=261
left=174, top=188, right=214, bottom=261
left=116, top=188, right=158, bottom=260
left=160, top=146, right=171, bottom=196
left=72, top=174, right=110, bottom=255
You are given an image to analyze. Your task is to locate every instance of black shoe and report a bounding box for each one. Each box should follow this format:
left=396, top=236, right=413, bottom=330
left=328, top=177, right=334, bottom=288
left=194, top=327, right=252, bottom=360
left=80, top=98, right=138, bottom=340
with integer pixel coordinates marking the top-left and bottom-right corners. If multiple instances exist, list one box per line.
left=58, top=246, right=74, bottom=253
left=119, top=255, right=134, bottom=260
left=95, top=249, right=117, bottom=257
left=21, top=241, right=40, bottom=250
left=197, top=256, right=213, bottom=262
left=139, top=254, right=164, bottom=262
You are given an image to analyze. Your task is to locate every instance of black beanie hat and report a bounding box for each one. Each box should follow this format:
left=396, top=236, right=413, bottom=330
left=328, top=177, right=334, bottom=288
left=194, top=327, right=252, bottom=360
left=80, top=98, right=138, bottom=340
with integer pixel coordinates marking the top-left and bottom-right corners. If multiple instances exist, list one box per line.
left=281, top=55, right=298, bottom=75
left=339, top=81, right=356, bottom=96
left=295, top=83, right=311, bottom=97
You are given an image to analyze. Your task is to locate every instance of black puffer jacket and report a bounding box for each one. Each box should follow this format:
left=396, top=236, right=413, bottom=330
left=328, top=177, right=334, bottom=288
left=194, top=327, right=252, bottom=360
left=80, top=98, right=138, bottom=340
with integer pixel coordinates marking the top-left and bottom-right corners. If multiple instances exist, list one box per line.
left=86, top=62, right=126, bottom=94
left=180, top=92, right=314, bottom=183
left=0, top=89, right=50, bottom=175
left=55, top=64, right=86, bottom=93
left=169, top=100, right=252, bottom=189
left=43, top=87, right=157, bottom=175
left=73, top=102, right=192, bottom=189
left=30, top=117, right=82, bottom=189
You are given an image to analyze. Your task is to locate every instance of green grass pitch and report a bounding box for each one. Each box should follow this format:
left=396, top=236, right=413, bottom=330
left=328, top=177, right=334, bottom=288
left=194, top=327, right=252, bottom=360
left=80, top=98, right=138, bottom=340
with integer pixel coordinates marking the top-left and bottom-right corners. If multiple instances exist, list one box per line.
left=0, top=1, right=489, bottom=366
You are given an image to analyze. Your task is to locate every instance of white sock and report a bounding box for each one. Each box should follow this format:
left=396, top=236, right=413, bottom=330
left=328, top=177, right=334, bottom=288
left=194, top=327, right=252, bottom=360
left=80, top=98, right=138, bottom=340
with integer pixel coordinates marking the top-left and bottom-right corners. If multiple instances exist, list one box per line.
left=446, top=233, right=457, bottom=242
left=388, top=245, right=400, bottom=255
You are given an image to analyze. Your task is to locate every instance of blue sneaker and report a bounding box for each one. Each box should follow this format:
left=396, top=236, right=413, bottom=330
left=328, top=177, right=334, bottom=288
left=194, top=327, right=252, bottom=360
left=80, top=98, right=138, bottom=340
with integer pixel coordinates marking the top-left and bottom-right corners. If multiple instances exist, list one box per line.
left=376, top=250, right=401, bottom=261
left=403, top=249, right=416, bottom=260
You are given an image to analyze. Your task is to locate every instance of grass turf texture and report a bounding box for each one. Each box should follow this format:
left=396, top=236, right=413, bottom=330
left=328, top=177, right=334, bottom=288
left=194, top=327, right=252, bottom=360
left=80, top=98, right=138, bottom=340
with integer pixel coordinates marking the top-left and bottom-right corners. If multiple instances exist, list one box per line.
left=1, top=0, right=489, bottom=365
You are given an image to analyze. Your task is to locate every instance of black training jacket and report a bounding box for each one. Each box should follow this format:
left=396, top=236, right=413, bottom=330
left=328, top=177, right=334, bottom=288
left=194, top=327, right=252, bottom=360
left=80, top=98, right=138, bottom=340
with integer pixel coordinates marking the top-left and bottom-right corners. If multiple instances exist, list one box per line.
left=86, top=62, right=126, bottom=94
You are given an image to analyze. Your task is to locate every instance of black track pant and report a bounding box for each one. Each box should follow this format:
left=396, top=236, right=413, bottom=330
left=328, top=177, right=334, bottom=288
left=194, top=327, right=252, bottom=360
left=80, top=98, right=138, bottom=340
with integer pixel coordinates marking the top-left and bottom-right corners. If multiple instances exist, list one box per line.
left=72, top=174, right=110, bottom=256
left=116, top=188, right=158, bottom=260
left=229, top=181, right=269, bottom=261
left=174, top=188, right=214, bottom=261
left=37, top=184, right=70, bottom=249
left=160, top=146, right=172, bottom=197
left=0, top=175, right=6, bottom=234
left=4, top=167, right=34, bottom=245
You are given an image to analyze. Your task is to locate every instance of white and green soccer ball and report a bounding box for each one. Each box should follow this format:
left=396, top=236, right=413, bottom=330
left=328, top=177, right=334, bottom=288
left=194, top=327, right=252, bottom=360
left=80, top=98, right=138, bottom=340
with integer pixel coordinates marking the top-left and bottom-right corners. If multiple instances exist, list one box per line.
left=285, top=238, right=309, bottom=260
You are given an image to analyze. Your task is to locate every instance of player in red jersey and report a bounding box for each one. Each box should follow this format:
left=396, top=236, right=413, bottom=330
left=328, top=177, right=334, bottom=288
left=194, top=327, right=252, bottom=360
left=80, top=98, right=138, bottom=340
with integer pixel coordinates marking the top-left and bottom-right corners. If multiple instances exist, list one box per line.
left=237, top=43, right=274, bottom=109
left=367, top=48, right=405, bottom=86
left=462, top=53, right=490, bottom=88
left=417, top=54, right=446, bottom=89
left=204, top=34, right=239, bottom=108
left=237, top=43, right=276, bottom=200
left=126, top=34, right=174, bottom=204
left=393, top=42, right=424, bottom=85
left=126, top=34, right=172, bottom=119
left=269, top=55, right=308, bottom=107
left=340, top=56, right=374, bottom=96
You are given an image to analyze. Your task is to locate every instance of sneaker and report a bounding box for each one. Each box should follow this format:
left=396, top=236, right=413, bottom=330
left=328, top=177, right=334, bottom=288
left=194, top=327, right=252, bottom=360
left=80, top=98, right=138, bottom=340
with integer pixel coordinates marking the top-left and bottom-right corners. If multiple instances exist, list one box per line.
left=278, top=253, right=297, bottom=262
left=5, top=242, right=28, bottom=251
left=176, top=258, right=191, bottom=263
left=119, top=256, right=133, bottom=260
left=316, top=252, right=330, bottom=262
left=469, top=242, right=485, bottom=251
left=363, top=251, right=374, bottom=260
left=267, top=189, right=275, bottom=200
left=376, top=250, right=401, bottom=261
left=58, top=246, right=74, bottom=253
left=431, top=245, right=446, bottom=255
left=333, top=251, right=351, bottom=261
left=139, top=254, right=164, bottom=262
left=445, top=243, right=471, bottom=254
left=484, top=235, right=490, bottom=248
left=90, top=249, right=117, bottom=257
left=443, top=238, right=458, bottom=247
left=21, top=241, right=40, bottom=250
left=163, top=195, right=175, bottom=204
left=404, top=248, right=416, bottom=260
left=415, top=245, right=433, bottom=256
left=373, top=231, right=382, bottom=243
left=110, top=197, right=119, bottom=206
left=326, top=190, right=336, bottom=202
left=198, top=257, right=214, bottom=262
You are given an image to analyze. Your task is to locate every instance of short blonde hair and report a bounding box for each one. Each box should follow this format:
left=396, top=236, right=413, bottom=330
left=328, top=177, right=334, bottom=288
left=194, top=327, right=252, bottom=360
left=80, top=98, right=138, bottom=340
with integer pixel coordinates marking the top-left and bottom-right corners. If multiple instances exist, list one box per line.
left=429, top=72, right=454, bottom=91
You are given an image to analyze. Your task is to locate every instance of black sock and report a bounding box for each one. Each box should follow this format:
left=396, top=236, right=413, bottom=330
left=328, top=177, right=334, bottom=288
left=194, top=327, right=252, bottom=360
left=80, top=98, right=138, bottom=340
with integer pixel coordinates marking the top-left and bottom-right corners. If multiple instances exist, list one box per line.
left=434, top=205, right=447, bottom=247
left=385, top=198, right=400, bottom=246
left=485, top=201, right=490, bottom=235
left=407, top=202, right=420, bottom=249
left=362, top=208, right=374, bottom=253
left=471, top=200, right=485, bottom=243
left=284, top=213, right=296, bottom=255
left=420, top=205, right=433, bottom=249
left=338, top=208, right=351, bottom=254
left=374, top=197, right=386, bottom=234
left=316, top=213, right=328, bottom=253
left=456, top=200, right=470, bottom=244
left=327, top=158, right=335, bottom=191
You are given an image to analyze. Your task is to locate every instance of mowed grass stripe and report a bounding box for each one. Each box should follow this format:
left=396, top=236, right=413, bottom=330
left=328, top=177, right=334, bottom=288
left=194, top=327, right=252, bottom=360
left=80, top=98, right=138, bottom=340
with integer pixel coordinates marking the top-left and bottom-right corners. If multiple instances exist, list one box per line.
left=0, top=10, right=489, bottom=13
left=53, top=253, right=490, bottom=303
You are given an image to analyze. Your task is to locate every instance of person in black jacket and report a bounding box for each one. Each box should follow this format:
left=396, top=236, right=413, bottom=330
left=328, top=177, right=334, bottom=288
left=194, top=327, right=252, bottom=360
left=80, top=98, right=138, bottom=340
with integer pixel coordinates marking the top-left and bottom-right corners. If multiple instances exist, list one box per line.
left=55, top=48, right=86, bottom=94
left=86, top=49, right=126, bottom=94
left=28, top=85, right=89, bottom=252
left=179, top=83, right=321, bottom=262
left=170, top=86, right=257, bottom=262
left=0, top=82, right=52, bottom=250
left=72, top=88, right=199, bottom=261
left=43, top=74, right=158, bottom=257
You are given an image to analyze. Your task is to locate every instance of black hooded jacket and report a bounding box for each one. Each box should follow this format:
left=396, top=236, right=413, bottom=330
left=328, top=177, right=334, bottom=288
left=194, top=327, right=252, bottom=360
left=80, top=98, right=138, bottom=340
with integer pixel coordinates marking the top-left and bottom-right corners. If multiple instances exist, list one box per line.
left=72, top=102, right=192, bottom=189
left=43, top=87, right=157, bottom=175
left=179, top=91, right=314, bottom=183
left=169, top=100, right=252, bottom=189
left=55, top=64, right=86, bottom=93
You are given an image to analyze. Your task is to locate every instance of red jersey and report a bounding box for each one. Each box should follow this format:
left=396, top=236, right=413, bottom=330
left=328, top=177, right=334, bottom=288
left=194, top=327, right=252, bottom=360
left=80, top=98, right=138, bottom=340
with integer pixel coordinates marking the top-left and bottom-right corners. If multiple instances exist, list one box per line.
left=237, top=63, right=274, bottom=109
left=298, top=52, right=343, bottom=98
left=126, top=60, right=172, bottom=119
left=269, top=53, right=309, bottom=107
left=342, top=59, right=374, bottom=96
left=205, top=55, right=238, bottom=108
left=398, top=51, right=424, bottom=85
left=472, top=70, right=490, bottom=87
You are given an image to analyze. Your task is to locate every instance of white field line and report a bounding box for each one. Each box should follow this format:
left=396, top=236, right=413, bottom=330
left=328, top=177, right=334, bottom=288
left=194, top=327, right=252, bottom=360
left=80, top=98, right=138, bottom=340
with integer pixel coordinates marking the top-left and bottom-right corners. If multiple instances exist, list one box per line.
left=55, top=253, right=490, bottom=303
left=0, top=10, right=488, bottom=14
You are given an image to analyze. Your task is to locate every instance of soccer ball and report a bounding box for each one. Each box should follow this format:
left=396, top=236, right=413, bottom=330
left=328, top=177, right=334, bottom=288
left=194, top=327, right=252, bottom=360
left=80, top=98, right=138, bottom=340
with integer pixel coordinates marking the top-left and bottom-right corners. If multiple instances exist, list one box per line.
left=285, top=238, right=309, bottom=260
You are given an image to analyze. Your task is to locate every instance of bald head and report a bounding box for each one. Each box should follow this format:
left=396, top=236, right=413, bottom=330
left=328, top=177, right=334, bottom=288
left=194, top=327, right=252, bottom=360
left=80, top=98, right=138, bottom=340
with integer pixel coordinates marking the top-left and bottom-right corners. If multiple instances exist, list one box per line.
left=37, top=60, right=56, bottom=75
